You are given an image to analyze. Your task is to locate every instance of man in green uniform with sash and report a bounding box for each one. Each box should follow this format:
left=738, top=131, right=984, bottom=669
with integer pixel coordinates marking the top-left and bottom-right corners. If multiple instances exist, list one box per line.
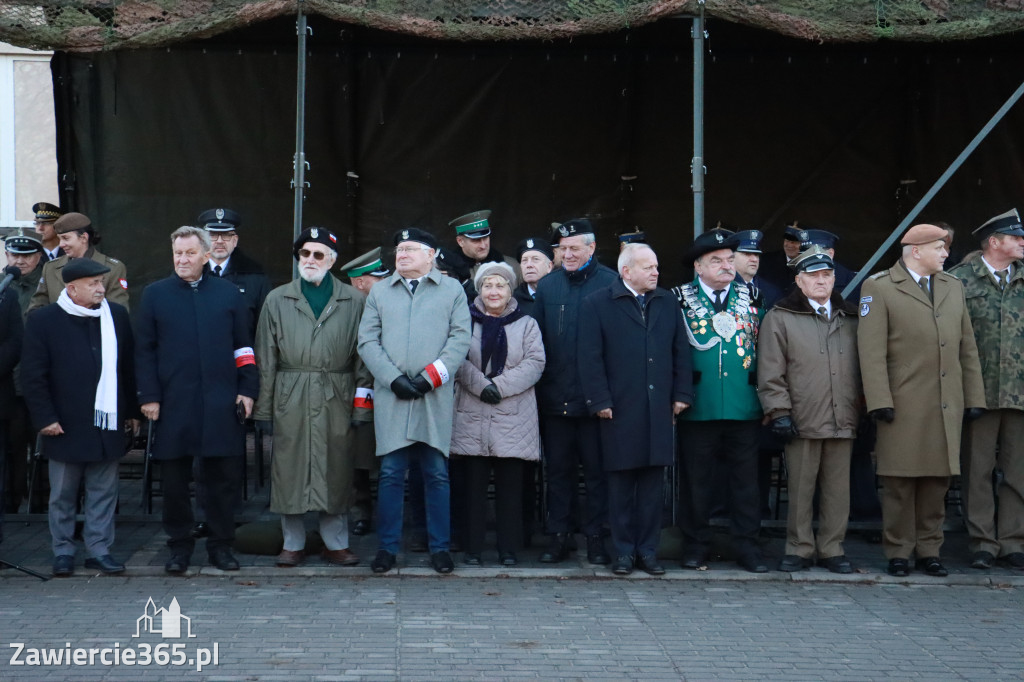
left=673, top=229, right=768, bottom=573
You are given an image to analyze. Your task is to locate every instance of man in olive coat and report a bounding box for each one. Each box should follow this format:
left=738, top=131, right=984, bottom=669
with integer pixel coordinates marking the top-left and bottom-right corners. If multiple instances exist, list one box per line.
left=28, top=212, right=128, bottom=314
left=254, top=227, right=373, bottom=568
left=357, top=228, right=471, bottom=574
left=858, top=223, right=985, bottom=577
left=673, top=229, right=767, bottom=573
left=135, top=226, right=258, bottom=575
left=579, top=244, right=692, bottom=576
left=21, top=259, right=135, bottom=577
left=949, top=209, right=1024, bottom=570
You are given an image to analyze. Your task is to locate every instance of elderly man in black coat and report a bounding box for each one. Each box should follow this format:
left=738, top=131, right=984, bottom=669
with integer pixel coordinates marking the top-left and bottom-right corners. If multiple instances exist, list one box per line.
left=0, top=273, right=22, bottom=524
left=21, top=259, right=136, bottom=577
left=578, top=243, right=693, bottom=575
left=135, top=226, right=258, bottom=575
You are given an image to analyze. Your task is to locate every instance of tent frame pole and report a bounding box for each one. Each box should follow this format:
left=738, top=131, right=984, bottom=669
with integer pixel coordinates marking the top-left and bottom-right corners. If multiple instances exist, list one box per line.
left=691, top=1, right=706, bottom=239
left=842, top=76, right=1024, bottom=299
left=291, top=1, right=309, bottom=278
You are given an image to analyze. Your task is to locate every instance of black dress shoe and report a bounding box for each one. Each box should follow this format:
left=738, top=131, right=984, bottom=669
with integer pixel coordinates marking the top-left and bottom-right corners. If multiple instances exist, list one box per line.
left=586, top=535, right=610, bottom=565
left=539, top=533, right=571, bottom=563
left=636, top=554, right=665, bottom=576
left=915, top=557, right=948, bottom=577
left=970, top=551, right=995, bottom=570
left=499, top=552, right=517, bottom=566
left=208, top=547, right=240, bottom=571
left=52, top=555, right=74, bottom=577
left=737, top=552, right=769, bottom=573
left=463, top=553, right=482, bottom=566
left=165, top=554, right=190, bottom=575
left=680, top=550, right=708, bottom=570
left=1002, top=552, right=1024, bottom=569
left=612, top=556, right=634, bottom=575
left=191, top=522, right=210, bottom=539
left=431, top=551, right=454, bottom=574
left=84, top=554, right=125, bottom=574
left=887, top=558, right=910, bottom=576
left=371, top=550, right=396, bottom=573
left=818, top=555, right=853, bottom=574
left=351, top=519, right=371, bottom=536
left=778, top=555, right=812, bottom=572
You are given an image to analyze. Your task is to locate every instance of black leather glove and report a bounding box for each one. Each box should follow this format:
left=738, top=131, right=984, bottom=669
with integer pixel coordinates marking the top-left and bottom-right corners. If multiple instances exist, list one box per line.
left=770, top=415, right=798, bottom=441
left=870, top=407, right=895, bottom=423
left=964, top=407, right=985, bottom=421
left=410, top=375, right=433, bottom=395
left=391, top=375, right=424, bottom=400
left=480, top=383, right=502, bottom=405
left=255, top=420, right=273, bottom=436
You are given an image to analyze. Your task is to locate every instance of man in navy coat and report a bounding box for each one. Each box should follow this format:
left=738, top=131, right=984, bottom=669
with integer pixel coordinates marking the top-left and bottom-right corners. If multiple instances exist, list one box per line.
left=135, top=226, right=258, bottom=574
left=578, top=244, right=693, bottom=575
left=21, top=258, right=136, bottom=576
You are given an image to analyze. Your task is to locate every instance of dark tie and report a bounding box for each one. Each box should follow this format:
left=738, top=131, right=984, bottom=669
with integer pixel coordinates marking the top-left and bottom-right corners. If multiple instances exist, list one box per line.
left=817, top=306, right=828, bottom=320
left=636, top=293, right=645, bottom=308
left=997, top=269, right=1008, bottom=290
left=409, top=279, right=419, bottom=294
left=712, top=289, right=725, bottom=313
left=918, top=276, right=932, bottom=301
left=213, top=264, right=222, bottom=276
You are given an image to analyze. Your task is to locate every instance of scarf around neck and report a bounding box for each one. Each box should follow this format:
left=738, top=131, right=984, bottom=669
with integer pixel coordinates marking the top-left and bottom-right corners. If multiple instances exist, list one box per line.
left=469, top=300, right=525, bottom=378
left=57, top=289, right=119, bottom=430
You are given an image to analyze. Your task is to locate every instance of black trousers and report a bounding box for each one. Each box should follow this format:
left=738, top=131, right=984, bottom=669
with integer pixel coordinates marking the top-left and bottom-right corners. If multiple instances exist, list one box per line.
left=541, top=415, right=606, bottom=536
left=607, top=466, right=664, bottom=558
left=679, top=419, right=761, bottom=553
left=161, top=455, right=240, bottom=555
left=457, top=455, right=524, bottom=555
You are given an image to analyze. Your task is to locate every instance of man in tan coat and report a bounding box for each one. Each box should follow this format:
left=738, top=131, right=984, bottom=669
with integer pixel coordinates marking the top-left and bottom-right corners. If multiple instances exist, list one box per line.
left=253, top=227, right=373, bottom=568
left=857, top=223, right=986, bottom=577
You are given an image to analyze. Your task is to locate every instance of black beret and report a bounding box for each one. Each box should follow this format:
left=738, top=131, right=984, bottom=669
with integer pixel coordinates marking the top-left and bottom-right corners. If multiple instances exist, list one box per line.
left=687, top=228, right=737, bottom=262
left=198, top=208, right=241, bottom=232
left=516, top=237, right=554, bottom=262
left=62, top=257, right=111, bottom=283
left=293, top=226, right=339, bottom=260
left=393, top=227, right=438, bottom=250
left=553, top=218, right=594, bottom=243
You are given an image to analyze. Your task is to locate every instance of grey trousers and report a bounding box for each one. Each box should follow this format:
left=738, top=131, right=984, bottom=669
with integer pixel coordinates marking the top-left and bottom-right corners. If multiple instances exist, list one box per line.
left=49, top=459, right=119, bottom=558
left=281, top=512, right=349, bottom=551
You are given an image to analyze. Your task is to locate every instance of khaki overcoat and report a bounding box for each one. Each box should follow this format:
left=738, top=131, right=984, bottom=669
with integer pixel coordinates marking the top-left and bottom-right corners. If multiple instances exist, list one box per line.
left=254, top=275, right=373, bottom=514
left=28, top=247, right=129, bottom=313
left=857, top=261, right=985, bottom=477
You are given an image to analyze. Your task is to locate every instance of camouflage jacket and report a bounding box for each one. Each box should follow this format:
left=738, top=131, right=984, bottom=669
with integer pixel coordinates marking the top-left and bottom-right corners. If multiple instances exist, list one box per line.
left=948, top=257, right=1024, bottom=410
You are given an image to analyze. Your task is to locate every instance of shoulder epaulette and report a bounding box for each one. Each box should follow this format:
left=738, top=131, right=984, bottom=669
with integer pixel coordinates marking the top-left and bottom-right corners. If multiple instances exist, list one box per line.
left=869, top=271, right=889, bottom=280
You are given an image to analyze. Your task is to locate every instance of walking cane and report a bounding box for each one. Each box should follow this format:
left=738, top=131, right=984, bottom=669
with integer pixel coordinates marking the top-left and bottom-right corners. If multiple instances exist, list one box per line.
left=141, top=420, right=154, bottom=514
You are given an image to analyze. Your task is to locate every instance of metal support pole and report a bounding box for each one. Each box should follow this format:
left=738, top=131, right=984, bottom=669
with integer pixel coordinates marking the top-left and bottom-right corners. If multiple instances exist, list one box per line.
left=291, top=2, right=310, bottom=279
left=842, top=76, right=1024, bottom=299
left=691, top=1, right=706, bottom=239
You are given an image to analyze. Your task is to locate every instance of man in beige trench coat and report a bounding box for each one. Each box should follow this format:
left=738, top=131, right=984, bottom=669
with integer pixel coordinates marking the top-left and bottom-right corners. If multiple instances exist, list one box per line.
left=857, top=223, right=986, bottom=577
left=254, top=227, right=373, bottom=567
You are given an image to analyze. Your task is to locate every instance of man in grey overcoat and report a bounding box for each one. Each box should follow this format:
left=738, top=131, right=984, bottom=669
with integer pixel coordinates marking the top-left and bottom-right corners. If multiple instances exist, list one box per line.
left=357, top=228, right=471, bottom=574
left=254, top=227, right=373, bottom=568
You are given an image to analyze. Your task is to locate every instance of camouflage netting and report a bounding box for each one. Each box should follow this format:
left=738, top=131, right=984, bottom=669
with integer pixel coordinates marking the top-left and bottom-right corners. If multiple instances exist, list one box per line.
left=0, top=0, right=1023, bottom=51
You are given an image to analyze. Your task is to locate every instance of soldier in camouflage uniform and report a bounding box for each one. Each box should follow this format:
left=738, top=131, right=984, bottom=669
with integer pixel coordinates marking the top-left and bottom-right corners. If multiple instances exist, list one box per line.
left=948, top=209, right=1024, bottom=570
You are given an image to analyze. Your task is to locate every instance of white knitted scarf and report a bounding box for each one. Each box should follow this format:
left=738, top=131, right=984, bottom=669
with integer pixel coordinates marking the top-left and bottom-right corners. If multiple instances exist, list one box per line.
left=57, top=289, right=119, bottom=430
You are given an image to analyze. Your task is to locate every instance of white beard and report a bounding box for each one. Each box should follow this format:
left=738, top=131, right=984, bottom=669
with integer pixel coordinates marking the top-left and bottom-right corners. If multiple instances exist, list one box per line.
left=300, top=267, right=327, bottom=285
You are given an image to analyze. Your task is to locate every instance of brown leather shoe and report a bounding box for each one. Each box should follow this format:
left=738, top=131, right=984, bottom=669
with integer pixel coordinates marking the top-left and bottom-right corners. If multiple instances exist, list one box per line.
left=323, top=548, right=360, bottom=566
left=276, top=549, right=304, bottom=567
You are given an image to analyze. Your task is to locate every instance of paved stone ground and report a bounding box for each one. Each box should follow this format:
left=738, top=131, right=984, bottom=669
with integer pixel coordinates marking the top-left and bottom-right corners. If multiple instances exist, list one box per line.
left=0, top=575, right=1022, bottom=680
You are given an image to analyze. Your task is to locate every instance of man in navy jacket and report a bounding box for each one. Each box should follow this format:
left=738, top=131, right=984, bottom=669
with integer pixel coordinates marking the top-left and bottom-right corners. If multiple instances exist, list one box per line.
left=135, top=226, right=258, bottom=575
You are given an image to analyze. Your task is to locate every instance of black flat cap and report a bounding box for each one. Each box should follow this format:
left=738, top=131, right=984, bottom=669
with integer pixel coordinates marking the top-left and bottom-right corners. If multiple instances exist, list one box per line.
left=62, top=258, right=110, bottom=283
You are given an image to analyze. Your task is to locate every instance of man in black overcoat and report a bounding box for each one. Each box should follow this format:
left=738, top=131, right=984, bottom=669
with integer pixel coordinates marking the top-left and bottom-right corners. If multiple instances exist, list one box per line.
left=21, top=259, right=135, bottom=576
left=578, top=243, right=693, bottom=575
left=135, top=226, right=258, bottom=574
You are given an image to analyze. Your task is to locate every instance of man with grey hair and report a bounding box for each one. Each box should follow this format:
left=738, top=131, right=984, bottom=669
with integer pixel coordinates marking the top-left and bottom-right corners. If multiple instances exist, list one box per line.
left=254, top=227, right=373, bottom=567
left=579, top=243, right=692, bottom=575
left=135, top=225, right=258, bottom=575
left=531, top=218, right=617, bottom=564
